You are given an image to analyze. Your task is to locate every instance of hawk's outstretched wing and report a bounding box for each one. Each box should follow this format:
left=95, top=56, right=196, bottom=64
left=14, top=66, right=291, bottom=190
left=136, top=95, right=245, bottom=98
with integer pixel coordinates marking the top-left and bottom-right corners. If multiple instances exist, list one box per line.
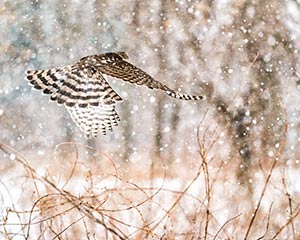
left=26, top=64, right=122, bottom=136
left=81, top=52, right=203, bottom=101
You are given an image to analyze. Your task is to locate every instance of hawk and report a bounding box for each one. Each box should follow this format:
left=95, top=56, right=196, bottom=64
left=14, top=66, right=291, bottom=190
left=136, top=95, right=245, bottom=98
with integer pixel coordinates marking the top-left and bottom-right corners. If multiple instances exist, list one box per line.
left=25, top=52, right=203, bottom=137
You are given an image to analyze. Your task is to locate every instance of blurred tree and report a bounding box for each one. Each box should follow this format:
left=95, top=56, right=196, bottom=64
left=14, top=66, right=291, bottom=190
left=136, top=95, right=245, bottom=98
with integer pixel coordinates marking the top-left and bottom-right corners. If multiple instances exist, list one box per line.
left=211, top=0, right=290, bottom=179
left=154, top=0, right=168, bottom=158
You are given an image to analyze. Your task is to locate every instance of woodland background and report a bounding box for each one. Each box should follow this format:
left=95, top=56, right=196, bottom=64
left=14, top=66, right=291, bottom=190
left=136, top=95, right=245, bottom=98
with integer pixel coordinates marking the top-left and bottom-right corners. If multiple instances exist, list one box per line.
left=1, top=0, right=300, bottom=239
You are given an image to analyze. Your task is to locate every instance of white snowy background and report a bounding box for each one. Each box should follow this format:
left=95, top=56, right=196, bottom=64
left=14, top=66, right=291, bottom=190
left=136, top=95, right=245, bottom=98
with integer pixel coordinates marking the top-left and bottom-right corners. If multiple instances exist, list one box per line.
left=1, top=0, right=300, bottom=239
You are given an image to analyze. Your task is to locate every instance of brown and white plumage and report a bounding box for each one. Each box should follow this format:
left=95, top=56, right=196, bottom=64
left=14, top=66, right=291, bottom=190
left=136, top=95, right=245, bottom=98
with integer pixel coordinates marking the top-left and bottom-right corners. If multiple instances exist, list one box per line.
left=25, top=52, right=203, bottom=137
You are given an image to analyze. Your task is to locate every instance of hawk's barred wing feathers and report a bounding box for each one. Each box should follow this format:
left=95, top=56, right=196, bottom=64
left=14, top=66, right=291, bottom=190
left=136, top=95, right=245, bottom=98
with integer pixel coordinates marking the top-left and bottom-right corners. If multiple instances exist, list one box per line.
left=25, top=52, right=203, bottom=137
left=84, top=53, right=203, bottom=101
left=26, top=64, right=122, bottom=136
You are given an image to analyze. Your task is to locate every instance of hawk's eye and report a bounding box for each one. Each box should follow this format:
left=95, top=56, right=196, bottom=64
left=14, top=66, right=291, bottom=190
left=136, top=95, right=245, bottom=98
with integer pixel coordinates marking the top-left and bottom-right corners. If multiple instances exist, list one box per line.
left=90, top=67, right=97, bottom=74
left=83, top=66, right=97, bottom=75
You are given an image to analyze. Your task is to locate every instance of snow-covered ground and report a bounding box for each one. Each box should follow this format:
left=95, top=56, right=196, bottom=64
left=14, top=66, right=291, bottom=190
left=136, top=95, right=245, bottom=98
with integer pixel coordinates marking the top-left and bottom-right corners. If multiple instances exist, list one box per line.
left=1, top=139, right=300, bottom=239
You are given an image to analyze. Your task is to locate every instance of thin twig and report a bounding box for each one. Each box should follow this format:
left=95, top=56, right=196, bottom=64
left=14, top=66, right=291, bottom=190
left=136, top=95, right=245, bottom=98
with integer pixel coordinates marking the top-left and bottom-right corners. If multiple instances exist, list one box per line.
left=270, top=205, right=300, bottom=239
left=213, top=213, right=242, bottom=240
left=281, top=171, right=296, bottom=239
left=243, top=158, right=277, bottom=239
left=197, top=126, right=211, bottom=240
left=257, top=202, right=273, bottom=240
